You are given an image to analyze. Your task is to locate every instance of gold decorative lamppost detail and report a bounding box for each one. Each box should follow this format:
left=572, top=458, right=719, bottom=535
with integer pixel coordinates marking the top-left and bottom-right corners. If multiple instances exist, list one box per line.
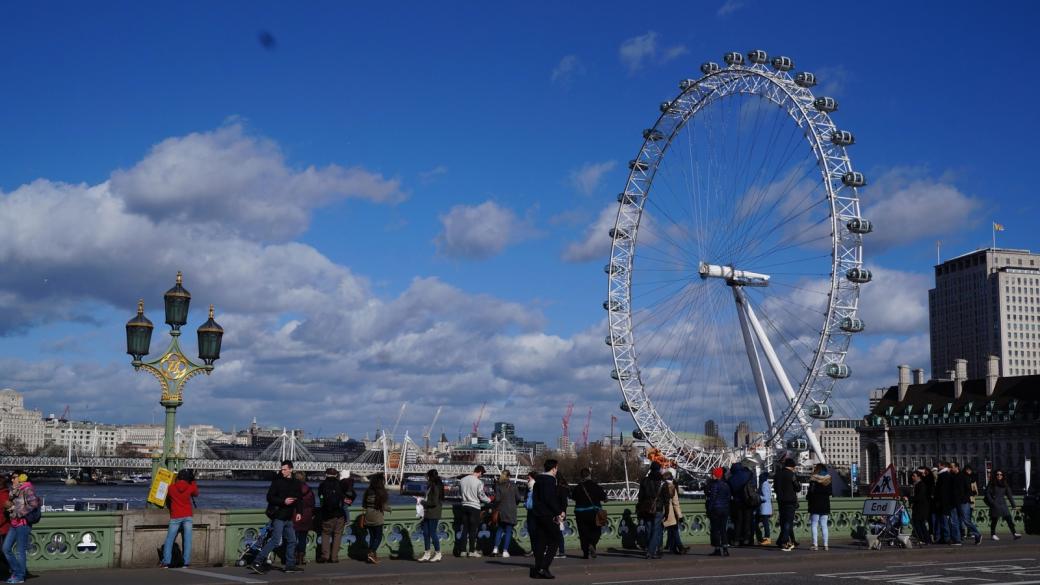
left=125, top=272, right=223, bottom=486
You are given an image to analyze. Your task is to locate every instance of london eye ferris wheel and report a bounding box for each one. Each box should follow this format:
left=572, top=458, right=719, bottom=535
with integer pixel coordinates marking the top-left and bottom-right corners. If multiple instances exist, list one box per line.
left=606, top=50, right=872, bottom=474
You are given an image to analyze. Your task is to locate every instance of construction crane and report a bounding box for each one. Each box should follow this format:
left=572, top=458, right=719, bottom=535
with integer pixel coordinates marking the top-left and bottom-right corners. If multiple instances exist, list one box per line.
left=471, top=402, right=487, bottom=437
left=58, top=405, right=70, bottom=423
left=561, top=402, right=574, bottom=449
left=580, top=408, right=592, bottom=449
left=423, top=406, right=443, bottom=453
left=389, top=403, right=407, bottom=445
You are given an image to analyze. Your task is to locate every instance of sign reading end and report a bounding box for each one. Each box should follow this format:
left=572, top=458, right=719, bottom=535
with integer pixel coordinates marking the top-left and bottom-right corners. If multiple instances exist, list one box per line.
left=862, top=498, right=899, bottom=515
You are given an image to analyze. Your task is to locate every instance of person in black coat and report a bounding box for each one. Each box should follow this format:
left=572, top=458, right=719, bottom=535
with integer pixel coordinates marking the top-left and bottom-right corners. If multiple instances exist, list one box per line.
left=249, top=460, right=303, bottom=574
left=706, top=467, right=732, bottom=557
left=530, top=459, right=563, bottom=580
left=909, top=470, right=932, bottom=544
left=806, top=464, right=832, bottom=550
left=774, top=458, right=799, bottom=551
left=727, top=462, right=755, bottom=546
left=571, top=468, right=607, bottom=559
left=934, top=461, right=958, bottom=544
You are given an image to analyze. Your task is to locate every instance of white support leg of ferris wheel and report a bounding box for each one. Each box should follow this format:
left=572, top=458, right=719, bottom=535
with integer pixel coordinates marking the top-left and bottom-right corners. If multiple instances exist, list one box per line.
left=734, top=287, right=826, bottom=464
left=732, top=287, right=777, bottom=435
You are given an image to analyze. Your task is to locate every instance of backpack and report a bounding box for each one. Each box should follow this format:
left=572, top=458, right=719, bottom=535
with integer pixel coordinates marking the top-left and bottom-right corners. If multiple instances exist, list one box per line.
left=24, top=505, right=42, bottom=525
left=742, top=479, right=759, bottom=508
left=319, top=480, right=344, bottom=516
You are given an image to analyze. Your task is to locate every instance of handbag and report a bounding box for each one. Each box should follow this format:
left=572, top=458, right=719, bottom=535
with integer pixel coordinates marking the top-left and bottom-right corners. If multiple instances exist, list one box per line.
left=358, top=513, right=367, bottom=530
left=581, top=482, right=609, bottom=527
left=490, top=509, right=500, bottom=526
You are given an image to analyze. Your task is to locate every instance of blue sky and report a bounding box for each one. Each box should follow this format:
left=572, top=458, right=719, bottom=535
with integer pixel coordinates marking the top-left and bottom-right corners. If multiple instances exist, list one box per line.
left=0, top=1, right=1035, bottom=445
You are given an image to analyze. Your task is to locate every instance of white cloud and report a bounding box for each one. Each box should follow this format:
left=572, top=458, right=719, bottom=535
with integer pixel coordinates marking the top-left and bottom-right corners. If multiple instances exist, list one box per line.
left=419, top=165, right=448, bottom=184
left=863, top=168, right=983, bottom=251
left=551, top=55, right=586, bottom=86
left=857, top=266, right=932, bottom=335
left=717, top=0, right=744, bottom=16
left=434, top=201, right=534, bottom=260
left=815, top=65, right=851, bottom=97
left=569, top=161, right=616, bottom=196
left=110, top=124, right=406, bottom=241
left=562, top=205, right=617, bottom=263
left=619, top=31, right=688, bottom=75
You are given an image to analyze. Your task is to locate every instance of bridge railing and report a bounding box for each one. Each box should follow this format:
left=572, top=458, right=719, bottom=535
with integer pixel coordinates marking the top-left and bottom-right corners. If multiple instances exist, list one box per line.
left=25, top=497, right=1024, bottom=571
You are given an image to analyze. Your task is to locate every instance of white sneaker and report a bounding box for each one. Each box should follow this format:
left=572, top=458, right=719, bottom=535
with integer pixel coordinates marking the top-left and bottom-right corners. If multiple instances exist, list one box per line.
left=492, top=547, right=499, bottom=556
left=431, top=552, right=442, bottom=562
left=460, top=551, right=470, bottom=557
left=417, top=550, right=432, bottom=562
left=1013, top=533, right=1022, bottom=540
left=502, top=551, right=510, bottom=558
left=471, top=551, right=483, bottom=558
left=991, top=535, right=1000, bottom=541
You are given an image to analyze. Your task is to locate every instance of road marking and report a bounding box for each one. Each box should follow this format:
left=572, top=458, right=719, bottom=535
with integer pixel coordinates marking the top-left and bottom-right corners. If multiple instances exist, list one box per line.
left=891, top=560, right=1036, bottom=569
left=818, top=571, right=890, bottom=577
left=592, top=572, right=796, bottom=585
left=175, top=567, right=266, bottom=583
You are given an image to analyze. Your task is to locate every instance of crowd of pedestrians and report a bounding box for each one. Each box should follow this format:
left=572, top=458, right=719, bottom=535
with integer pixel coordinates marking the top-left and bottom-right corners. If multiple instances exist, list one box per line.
left=907, top=460, right=1022, bottom=545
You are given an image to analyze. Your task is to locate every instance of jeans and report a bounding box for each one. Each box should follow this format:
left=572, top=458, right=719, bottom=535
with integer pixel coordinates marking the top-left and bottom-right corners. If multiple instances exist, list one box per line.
left=3, top=525, right=30, bottom=580
left=422, top=518, right=441, bottom=552
left=493, top=522, right=513, bottom=553
left=460, top=506, right=481, bottom=553
left=756, top=513, right=772, bottom=541
left=642, top=512, right=664, bottom=557
left=945, top=507, right=961, bottom=544
left=162, top=517, right=192, bottom=566
left=809, top=514, right=828, bottom=547
left=957, top=503, right=981, bottom=539
left=256, top=518, right=297, bottom=568
left=366, top=525, right=383, bottom=552
left=778, top=503, right=797, bottom=547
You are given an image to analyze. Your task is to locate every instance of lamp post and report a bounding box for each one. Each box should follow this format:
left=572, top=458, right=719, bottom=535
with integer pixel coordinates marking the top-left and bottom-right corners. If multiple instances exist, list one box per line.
left=126, top=272, right=224, bottom=483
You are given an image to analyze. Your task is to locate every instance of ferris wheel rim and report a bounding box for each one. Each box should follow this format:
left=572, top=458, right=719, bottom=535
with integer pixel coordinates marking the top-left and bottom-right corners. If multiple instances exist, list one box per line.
left=606, top=56, right=866, bottom=473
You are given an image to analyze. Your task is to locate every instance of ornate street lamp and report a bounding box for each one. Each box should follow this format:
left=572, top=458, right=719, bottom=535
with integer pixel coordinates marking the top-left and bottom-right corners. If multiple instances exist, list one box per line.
left=126, top=272, right=223, bottom=487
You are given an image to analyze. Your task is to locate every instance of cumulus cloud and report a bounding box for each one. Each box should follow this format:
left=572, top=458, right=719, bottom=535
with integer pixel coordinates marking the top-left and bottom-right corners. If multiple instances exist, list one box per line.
left=717, top=0, right=744, bottom=16
left=619, top=32, right=688, bottom=75
left=434, top=201, right=535, bottom=260
left=569, top=161, right=616, bottom=196
left=110, top=124, right=406, bottom=241
left=856, top=266, right=932, bottom=336
left=562, top=205, right=617, bottom=263
left=862, top=168, right=983, bottom=251
left=551, top=55, right=586, bottom=86
left=419, top=165, right=448, bottom=184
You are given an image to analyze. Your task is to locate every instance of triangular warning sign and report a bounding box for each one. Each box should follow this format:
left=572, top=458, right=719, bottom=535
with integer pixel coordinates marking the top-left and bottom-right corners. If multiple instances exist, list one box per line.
left=867, top=463, right=900, bottom=497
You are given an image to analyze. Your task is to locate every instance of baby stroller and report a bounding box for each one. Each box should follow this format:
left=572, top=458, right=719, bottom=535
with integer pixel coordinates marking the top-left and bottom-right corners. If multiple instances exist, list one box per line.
left=235, top=522, right=276, bottom=567
left=866, top=502, right=913, bottom=550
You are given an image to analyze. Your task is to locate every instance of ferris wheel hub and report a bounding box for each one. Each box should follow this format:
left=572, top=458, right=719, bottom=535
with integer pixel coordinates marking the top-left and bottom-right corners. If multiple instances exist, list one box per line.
left=698, top=262, right=770, bottom=287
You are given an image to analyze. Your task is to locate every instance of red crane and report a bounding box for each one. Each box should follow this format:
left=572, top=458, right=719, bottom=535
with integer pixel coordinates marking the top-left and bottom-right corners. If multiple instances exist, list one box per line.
left=471, top=402, right=487, bottom=436
left=561, top=402, right=574, bottom=446
left=580, top=408, right=592, bottom=449
left=58, top=405, right=70, bottom=423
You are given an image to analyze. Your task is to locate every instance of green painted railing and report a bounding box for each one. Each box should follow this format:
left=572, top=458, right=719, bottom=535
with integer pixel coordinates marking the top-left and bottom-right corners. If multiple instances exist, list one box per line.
left=20, top=498, right=1030, bottom=570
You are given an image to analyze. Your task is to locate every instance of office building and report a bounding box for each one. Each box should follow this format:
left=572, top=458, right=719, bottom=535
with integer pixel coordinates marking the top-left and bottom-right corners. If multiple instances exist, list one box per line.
left=930, top=247, right=1040, bottom=379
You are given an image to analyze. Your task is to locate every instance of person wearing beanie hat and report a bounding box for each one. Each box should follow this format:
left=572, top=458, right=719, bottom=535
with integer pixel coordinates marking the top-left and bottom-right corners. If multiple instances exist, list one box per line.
left=706, top=467, right=731, bottom=556
left=636, top=463, right=669, bottom=559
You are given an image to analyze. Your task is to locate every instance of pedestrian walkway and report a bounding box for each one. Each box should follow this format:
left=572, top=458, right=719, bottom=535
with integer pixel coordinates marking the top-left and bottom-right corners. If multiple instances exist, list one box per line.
left=35, top=535, right=1038, bottom=585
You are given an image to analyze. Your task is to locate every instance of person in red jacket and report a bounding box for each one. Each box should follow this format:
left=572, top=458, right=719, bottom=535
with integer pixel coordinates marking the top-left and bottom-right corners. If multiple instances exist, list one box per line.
left=162, top=469, right=199, bottom=568
left=0, top=474, right=10, bottom=580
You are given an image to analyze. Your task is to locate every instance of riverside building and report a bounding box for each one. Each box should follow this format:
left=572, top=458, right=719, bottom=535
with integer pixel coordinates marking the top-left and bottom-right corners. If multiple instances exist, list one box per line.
left=929, top=247, right=1040, bottom=379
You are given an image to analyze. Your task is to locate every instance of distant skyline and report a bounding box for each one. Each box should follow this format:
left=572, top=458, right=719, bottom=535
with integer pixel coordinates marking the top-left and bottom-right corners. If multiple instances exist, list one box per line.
left=0, top=2, right=1035, bottom=444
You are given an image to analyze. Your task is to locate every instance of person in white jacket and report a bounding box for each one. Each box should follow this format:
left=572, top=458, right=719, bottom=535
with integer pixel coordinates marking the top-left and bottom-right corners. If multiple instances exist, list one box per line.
left=459, top=465, right=491, bottom=557
left=756, top=471, right=773, bottom=545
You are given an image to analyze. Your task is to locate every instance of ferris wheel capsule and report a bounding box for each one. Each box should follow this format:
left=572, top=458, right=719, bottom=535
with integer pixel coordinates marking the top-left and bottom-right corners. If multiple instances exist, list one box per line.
left=847, top=218, right=873, bottom=234
left=611, top=369, right=632, bottom=381
left=701, top=62, right=721, bottom=75
left=786, top=437, right=808, bottom=450
left=747, top=49, right=769, bottom=64
left=808, top=404, right=833, bottom=420
left=620, top=401, right=638, bottom=412
left=839, top=317, right=865, bottom=333
left=771, top=56, right=794, bottom=71
left=618, top=192, right=637, bottom=204
left=794, top=72, right=817, bottom=87
left=724, top=51, right=745, bottom=66
left=845, top=267, right=872, bottom=283
left=609, top=227, right=631, bottom=240
left=631, top=429, right=646, bottom=440
left=830, top=130, right=855, bottom=146
left=643, top=129, right=664, bottom=141
left=603, top=299, right=623, bottom=311
left=605, top=262, right=626, bottom=276
left=814, top=97, right=839, bottom=113
left=629, top=159, right=650, bottom=172
left=679, top=79, right=697, bottom=90
left=825, top=363, right=851, bottom=379
left=842, top=171, right=866, bottom=187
